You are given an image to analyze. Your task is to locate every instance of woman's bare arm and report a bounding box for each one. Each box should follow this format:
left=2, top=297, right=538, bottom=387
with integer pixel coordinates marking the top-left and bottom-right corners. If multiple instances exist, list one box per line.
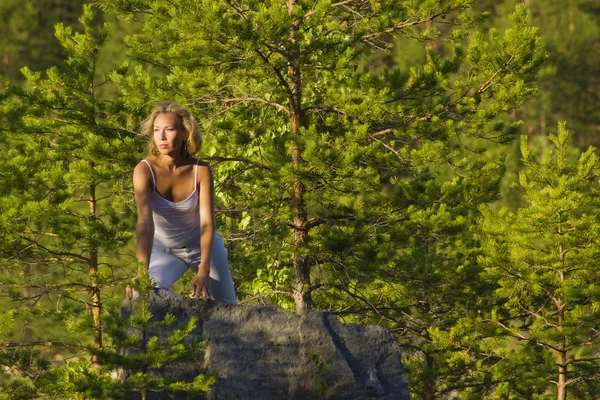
left=133, top=161, right=155, bottom=272
left=192, top=162, right=215, bottom=299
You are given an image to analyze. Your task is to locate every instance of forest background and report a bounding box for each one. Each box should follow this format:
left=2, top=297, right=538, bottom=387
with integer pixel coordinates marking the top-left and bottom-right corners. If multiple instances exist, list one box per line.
left=0, top=0, right=599, bottom=399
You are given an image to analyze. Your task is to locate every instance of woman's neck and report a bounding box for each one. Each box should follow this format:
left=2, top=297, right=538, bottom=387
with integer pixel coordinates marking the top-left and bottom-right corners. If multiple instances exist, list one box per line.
left=155, top=154, right=187, bottom=170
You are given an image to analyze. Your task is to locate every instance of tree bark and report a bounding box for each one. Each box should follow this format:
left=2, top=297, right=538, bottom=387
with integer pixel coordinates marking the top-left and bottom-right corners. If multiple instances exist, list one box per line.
left=89, top=161, right=102, bottom=363
left=288, top=0, right=311, bottom=314
left=556, top=241, right=567, bottom=400
left=556, top=302, right=567, bottom=400
left=424, top=352, right=437, bottom=400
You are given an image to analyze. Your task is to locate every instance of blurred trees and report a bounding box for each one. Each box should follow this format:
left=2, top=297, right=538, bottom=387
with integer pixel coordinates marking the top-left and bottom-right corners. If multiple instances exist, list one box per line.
left=476, top=0, right=600, bottom=146
left=0, top=1, right=86, bottom=85
left=0, top=0, right=138, bottom=99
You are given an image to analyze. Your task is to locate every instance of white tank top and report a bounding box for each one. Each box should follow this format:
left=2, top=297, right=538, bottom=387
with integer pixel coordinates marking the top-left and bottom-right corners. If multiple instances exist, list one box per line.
left=142, top=159, right=201, bottom=249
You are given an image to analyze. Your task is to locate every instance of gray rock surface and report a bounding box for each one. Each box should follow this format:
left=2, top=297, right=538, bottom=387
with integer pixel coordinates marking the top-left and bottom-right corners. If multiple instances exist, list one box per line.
left=121, top=290, right=410, bottom=400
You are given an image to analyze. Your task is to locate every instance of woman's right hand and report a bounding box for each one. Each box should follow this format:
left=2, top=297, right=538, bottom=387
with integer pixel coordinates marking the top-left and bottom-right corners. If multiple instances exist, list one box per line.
left=125, top=276, right=139, bottom=300
left=191, top=270, right=211, bottom=300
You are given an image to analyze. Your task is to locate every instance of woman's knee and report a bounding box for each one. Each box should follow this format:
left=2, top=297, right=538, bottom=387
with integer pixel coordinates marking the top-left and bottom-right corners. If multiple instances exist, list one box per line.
left=149, top=251, right=189, bottom=289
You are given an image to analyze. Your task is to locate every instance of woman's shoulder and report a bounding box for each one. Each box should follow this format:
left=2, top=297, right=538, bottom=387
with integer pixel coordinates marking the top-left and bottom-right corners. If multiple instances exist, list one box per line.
left=134, top=157, right=150, bottom=169
left=133, top=158, right=154, bottom=190
left=191, top=158, right=213, bottom=184
left=191, top=157, right=211, bottom=169
left=133, top=157, right=153, bottom=174
left=136, top=156, right=155, bottom=166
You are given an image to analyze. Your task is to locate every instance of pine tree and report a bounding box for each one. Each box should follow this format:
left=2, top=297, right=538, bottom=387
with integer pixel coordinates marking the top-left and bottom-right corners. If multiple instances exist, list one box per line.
left=0, top=4, right=141, bottom=392
left=0, top=4, right=220, bottom=396
left=42, top=270, right=215, bottom=400
left=94, top=0, right=543, bottom=301
left=93, top=1, right=545, bottom=395
left=479, top=123, right=600, bottom=399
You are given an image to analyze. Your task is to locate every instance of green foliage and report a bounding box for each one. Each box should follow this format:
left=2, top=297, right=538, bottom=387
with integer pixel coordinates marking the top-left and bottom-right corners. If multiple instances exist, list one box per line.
left=82, top=269, right=216, bottom=399
left=479, top=122, right=600, bottom=398
left=0, top=1, right=87, bottom=86
left=0, top=347, right=54, bottom=399
left=0, top=272, right=214, bottom=399
left=309, top=353, right=332, bottom=397
left=475, top=0, right=600, bottom=147
left=10, top=0, right=598, bottom=398
left=91, top=0, right=545, bottom=396
left=0, top=4, right=142, bottom=396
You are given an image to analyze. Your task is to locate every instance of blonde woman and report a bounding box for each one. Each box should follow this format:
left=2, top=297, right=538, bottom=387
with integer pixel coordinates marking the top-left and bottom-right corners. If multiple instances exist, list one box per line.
left=127, top=101, right=236, bottom=304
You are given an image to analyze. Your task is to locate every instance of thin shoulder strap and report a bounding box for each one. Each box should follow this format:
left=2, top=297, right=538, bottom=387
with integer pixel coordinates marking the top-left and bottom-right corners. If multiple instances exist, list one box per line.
left=195, top=159, right=200, bottom=192
left=141, top=159, right=156, bottom=191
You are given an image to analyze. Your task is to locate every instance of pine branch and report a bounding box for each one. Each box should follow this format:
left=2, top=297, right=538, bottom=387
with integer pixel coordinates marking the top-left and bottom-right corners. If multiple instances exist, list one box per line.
left=331, top=305, right=427, bottom=334
left=305, top=215, right=357, bottom=229
left=304, top=0, right=362, bottom=19
left=398, top=55, right=517, bottom=130
left=0, top=341, right=87, bottom=352
left=308, top=283, right=400, bottom=325
left=491, top=319, right=569, bottom=354
left=224, top=0, right=249, bottom=22
left=192, top=96, right=290, bottom=114
left=565, top=357, right=600, bottom=366
left=239, top=290, right=295, bottom=304
left=21, top=237, right=90, bottom=263
left=362, top=13, right=446, bottom=41
left=368, top=131, right=406, bottom=161
left=304, top=105, right=346, bottom=115
left=205, top=155, right=271, bottom=171
left=438, top=380, right=505, bottom=397
left=0, top=282, right=90, bottom=290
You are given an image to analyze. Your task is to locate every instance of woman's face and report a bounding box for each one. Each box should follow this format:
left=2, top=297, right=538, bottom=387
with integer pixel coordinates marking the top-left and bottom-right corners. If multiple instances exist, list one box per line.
left=153, top=113, right=187, bottom=156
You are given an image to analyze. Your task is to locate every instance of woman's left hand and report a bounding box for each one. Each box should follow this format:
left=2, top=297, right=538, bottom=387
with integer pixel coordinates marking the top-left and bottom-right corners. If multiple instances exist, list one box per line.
left=191, top=270, right=211, bottom=300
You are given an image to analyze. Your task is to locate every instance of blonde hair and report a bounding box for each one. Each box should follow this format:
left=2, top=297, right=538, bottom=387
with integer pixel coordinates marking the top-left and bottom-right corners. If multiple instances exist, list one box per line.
left=140, top=101, right=202, bottom=157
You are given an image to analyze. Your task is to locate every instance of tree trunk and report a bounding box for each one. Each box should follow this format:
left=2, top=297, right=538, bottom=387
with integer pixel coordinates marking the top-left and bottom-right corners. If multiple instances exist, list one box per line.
left=556, top=242, right=567, bottom=400
left=288, top=0, right=311, bottom=314
left=556, top=304, right=567, bottom=400
left=290, top=77, right=310, bottom=314
left=424, top=352, right=437, bottom=400
left=89, top=161, right=102, bottom=363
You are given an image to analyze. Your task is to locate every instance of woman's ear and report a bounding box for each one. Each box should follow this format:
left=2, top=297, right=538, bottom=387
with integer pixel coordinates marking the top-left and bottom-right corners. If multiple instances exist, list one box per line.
left=180, top=122, right=189, bottom=141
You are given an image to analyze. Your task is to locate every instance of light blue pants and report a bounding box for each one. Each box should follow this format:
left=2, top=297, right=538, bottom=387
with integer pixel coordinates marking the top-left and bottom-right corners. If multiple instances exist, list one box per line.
left=149, top=233, right=237, bottom=304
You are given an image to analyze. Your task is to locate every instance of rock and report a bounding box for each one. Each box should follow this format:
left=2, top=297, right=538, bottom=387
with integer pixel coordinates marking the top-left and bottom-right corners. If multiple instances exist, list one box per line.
left=120, top=290, right=410, bottom=400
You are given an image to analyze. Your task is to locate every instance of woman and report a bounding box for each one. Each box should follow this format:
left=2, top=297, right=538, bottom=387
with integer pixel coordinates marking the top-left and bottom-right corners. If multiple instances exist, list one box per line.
left=127, top=101, right=236, bottom=304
